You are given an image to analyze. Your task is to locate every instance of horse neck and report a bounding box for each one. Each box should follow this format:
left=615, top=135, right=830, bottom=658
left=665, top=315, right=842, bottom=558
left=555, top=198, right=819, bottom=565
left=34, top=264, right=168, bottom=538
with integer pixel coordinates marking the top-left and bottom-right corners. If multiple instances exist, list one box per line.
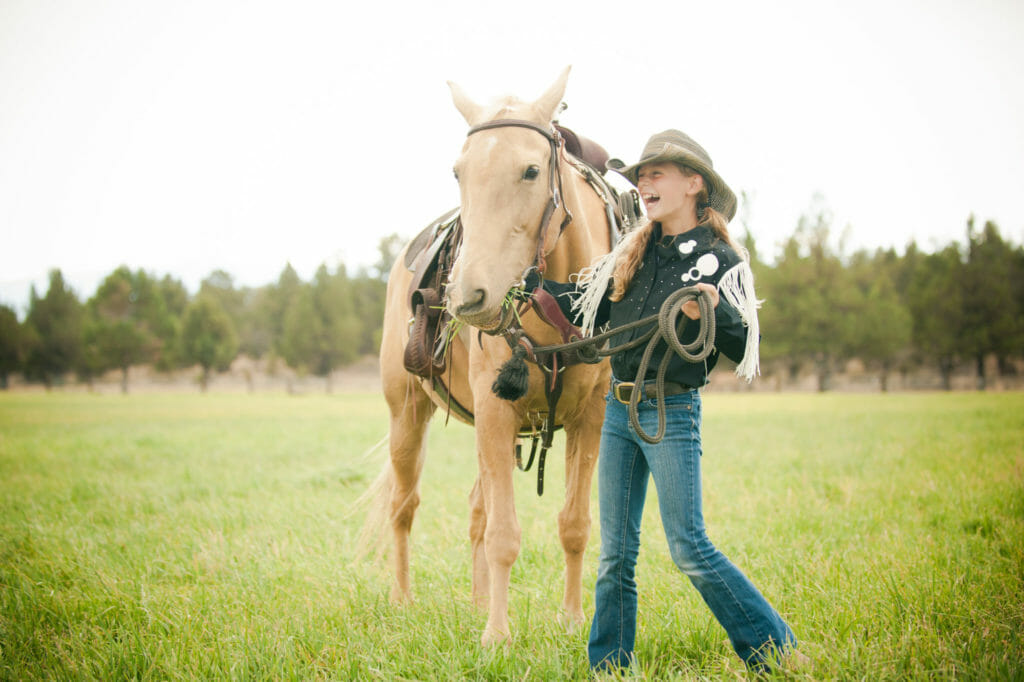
left=542, top=157, right=610, bottom=282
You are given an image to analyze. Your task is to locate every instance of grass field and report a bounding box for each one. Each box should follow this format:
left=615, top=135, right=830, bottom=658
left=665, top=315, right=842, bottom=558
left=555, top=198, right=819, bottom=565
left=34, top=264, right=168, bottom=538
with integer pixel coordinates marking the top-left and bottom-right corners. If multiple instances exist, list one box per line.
left=1, top=391, right=1022, bottom=680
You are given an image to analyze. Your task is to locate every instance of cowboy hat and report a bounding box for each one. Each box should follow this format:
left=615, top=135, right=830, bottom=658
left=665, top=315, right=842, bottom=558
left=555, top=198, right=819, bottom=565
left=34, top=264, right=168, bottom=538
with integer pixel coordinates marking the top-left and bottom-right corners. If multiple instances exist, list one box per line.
left=606, top=129, right=737, bottom=222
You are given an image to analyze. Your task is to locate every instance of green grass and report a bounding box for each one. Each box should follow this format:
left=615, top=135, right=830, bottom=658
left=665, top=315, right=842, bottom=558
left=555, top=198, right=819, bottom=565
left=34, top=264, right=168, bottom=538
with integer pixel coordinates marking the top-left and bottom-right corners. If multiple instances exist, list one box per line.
left=1, top=391, right=1022, bottom=680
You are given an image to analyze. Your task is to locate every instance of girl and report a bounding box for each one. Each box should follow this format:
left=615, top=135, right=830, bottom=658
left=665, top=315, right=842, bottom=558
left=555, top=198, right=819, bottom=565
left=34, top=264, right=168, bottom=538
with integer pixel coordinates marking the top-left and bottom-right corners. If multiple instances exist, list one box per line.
left=533, top=129, right=800, bottom=673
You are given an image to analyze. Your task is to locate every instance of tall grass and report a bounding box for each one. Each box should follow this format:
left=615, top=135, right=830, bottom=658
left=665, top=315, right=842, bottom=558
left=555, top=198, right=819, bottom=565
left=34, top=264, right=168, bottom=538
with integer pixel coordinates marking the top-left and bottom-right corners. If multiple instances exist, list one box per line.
left=1, top=391, right=1021, bottom=680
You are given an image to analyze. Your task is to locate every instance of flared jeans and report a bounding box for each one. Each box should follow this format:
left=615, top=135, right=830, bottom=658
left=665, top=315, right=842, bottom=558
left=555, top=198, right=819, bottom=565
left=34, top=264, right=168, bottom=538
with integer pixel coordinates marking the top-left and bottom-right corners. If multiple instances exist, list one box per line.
left=587, top=389, right=795, bottom=671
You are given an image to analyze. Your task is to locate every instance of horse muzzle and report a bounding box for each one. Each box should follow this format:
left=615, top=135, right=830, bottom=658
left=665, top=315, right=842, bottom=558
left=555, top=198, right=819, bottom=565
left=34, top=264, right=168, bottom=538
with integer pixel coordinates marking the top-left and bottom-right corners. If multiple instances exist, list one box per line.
left=447, top=287, right=512, bottom=333
left=450, top=306, right=506, bottom=333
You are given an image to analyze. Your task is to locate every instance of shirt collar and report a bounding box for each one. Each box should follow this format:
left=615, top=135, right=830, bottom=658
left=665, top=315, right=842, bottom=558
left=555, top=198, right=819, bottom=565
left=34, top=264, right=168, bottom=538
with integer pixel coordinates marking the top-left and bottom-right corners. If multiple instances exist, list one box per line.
left=652, top=223, right=714, bottom=261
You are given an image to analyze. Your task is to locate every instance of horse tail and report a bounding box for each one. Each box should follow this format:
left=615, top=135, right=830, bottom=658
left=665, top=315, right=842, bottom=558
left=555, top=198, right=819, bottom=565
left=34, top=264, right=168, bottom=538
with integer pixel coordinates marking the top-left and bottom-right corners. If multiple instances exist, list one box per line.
left=350, top=435, right=394, bottom=562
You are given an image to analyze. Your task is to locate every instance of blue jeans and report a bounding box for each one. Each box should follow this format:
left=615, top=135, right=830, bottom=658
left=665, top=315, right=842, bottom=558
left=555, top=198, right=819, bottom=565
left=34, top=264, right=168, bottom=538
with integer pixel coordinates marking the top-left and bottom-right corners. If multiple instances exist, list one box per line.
left=587, top=388, right=795, bottom=672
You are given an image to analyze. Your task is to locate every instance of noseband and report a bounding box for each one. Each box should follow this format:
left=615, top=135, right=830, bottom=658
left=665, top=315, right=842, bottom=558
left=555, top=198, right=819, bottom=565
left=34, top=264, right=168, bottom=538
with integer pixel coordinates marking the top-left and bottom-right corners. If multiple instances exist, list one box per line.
left=464, top=119, right=573, bottom=275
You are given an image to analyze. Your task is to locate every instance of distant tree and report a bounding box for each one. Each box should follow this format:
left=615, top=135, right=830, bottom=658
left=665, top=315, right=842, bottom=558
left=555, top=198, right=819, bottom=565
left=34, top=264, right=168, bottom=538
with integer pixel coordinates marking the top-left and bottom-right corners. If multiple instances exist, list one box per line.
left=847, top=251, right=912, bottom=391
left=268, top=263, right=304, bottom=362
left=199, top=270, right=244, bottom=324
left=133, top=271, right=180, bottom=365
left=199, top=270, right=272, bottom=360
left=961, top=218, right=1022, bottom=389
left=279, top=284, right=320, bottom=383
left=280, top=265, right=359, bottom=391
left=23, top=270, right=84, bottom=388
left=180, top=294, right=239, bottom=391
left=907, top=244, right=964, bottom=389
left=236, top=285, right=275, bottom=359
left=153, top=275, right=188, bottom=370
left=350, top=233, right=410, bottom=353
left=76, top=316, right=112, bottom=389
left=0, top=304, right=24, bottom=388
left=158, top=275, right=189, bottom=317
left=1013, top=242, right=1024, bottom=369
left=314, top=264, right=360, bottom=366
left=85, top=266, right=165, bottom=391
left=760, top=199, right=857, bottom=390
left=350, top=269, right=387, bottom=354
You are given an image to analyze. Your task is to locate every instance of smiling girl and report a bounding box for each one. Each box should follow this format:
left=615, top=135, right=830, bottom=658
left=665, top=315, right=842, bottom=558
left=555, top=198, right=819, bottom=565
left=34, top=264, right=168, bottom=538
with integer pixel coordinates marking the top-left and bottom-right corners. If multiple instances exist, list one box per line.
left=529, top=129, right=802, bottom=673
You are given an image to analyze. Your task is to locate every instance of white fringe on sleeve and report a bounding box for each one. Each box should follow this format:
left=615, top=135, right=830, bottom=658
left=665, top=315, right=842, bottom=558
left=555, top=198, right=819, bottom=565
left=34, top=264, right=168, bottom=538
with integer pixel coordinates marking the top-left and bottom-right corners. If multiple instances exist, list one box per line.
left=717, top=260, right=762, bottom=382
left=569, top=226, right=645, bottom=337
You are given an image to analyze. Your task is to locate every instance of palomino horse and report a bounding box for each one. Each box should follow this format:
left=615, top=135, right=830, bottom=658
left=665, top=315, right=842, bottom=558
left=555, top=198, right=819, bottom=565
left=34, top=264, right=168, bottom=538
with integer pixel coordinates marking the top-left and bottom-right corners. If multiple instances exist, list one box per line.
left=373, top=68, right=613, bottom=645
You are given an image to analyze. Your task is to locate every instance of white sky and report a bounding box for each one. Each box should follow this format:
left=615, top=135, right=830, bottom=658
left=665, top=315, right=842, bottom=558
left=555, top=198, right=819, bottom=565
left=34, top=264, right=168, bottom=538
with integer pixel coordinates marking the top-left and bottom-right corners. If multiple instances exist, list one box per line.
left=2, top=0, right=1022, bottom=314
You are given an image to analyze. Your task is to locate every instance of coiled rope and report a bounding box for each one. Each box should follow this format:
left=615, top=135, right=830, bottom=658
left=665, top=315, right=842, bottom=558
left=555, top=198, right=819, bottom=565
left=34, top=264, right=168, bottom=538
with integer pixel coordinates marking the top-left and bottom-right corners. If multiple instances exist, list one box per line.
left=528, top=286, right=716, bottom=444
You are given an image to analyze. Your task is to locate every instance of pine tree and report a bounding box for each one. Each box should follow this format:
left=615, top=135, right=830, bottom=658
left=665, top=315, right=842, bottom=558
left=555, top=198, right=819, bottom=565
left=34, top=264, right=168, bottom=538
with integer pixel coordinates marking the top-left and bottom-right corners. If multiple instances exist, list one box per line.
left=23, top=270, right=84, bottom=388
left=180, top=294, right=239, bottom=391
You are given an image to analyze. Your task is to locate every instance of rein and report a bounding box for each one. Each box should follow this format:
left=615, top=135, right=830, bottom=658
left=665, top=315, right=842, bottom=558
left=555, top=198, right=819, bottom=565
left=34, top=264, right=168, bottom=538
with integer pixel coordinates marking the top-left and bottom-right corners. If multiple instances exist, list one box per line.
left=463, top=119, right=718, bottom=494
left=520, top=286, right=717, bottom=445
left=460, top=120, right=716, bottom=488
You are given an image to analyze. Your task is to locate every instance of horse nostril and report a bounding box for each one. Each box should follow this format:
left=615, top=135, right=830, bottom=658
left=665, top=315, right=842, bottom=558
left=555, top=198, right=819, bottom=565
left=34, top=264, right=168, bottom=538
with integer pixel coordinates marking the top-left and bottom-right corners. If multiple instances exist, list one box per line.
left=456, top=288, right=487, bottom=315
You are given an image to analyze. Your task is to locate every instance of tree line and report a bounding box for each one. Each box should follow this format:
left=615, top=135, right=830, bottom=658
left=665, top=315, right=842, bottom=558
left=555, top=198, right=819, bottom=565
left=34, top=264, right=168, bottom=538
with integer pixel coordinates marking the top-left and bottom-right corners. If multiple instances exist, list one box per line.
left=0, top=234, right=404, bottom=392
left=751, top=208, right=1023, bottom=390
left=1, top=213, right=1021, bottom=392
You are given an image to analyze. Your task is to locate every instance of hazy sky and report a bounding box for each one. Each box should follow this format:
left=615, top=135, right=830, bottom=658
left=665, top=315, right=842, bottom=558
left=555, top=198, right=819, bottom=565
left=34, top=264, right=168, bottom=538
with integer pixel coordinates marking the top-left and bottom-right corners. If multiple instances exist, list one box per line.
left=2, top=0, right=1022, bottom=313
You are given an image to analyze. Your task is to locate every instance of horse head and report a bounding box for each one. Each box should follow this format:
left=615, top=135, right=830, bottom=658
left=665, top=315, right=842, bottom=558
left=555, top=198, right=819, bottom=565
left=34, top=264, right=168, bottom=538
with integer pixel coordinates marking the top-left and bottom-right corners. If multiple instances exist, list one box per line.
left=445, top=67, right=571, bottom=331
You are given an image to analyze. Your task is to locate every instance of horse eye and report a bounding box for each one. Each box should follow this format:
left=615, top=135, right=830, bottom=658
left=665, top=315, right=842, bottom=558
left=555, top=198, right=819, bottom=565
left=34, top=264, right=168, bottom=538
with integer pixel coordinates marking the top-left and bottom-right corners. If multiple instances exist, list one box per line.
left=452, top=168, right=460, bottom=181
left=523, top=165, right=540, bottom=181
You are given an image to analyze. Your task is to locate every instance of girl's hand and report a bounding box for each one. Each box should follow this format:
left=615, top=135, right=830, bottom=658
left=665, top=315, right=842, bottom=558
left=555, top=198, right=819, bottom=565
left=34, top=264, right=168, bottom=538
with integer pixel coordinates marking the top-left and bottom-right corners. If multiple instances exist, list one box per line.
left=681, top=283, right=719, bottom=320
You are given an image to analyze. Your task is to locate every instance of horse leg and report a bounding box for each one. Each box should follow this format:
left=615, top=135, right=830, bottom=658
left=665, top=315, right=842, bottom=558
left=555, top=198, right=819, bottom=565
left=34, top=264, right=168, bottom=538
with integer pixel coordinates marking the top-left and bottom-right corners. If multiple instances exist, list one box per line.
left=474, top=399, right=521, bottom=646
left=468, top=474, right=489, bottom=608
left=558, top=387, right=604, bottom=625
left=385, top=378, right=435, bottom=603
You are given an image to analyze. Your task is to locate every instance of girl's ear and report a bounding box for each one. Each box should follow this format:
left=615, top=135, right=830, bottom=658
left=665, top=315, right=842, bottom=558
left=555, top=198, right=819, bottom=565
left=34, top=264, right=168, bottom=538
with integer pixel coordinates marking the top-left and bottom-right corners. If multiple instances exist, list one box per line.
left=688, top=173, right=706, bottom=197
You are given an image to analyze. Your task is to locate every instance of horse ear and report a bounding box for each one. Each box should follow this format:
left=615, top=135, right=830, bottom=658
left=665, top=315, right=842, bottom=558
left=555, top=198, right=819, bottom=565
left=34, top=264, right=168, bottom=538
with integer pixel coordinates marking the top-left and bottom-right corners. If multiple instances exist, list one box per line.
left=534, top=65, right=571, bottom=122
left=448, top=80, right=484, bottom=126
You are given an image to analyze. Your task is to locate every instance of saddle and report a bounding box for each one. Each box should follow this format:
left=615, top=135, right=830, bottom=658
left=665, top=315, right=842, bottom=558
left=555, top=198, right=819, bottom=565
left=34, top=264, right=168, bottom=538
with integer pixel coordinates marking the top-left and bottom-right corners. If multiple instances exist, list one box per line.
left=402, top=208, right=461, bottom=378
left=555, top=124, right=609, bottom=175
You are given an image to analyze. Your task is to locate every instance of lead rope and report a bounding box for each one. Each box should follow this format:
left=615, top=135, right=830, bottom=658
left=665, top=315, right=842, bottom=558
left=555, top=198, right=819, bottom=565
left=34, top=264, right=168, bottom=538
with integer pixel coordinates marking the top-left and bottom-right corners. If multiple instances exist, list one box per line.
left=523, top=286, right=716, bottom=445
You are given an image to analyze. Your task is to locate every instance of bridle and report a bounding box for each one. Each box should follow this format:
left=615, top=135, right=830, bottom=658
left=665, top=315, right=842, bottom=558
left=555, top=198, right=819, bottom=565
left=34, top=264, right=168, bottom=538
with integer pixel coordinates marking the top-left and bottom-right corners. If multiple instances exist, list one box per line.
left=458, top=118, right=586, bottom=495
left=464, top=119, right=573, bottom=276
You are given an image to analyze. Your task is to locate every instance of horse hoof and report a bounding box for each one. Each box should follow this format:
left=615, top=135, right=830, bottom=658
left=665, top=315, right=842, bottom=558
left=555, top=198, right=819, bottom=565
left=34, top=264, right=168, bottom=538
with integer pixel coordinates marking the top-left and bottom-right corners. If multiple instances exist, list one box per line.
left=390, top=586, right=413, bottom=605
left=480, top=626, right=510, bottom=647
left=558, top=609, right=585, bottom=629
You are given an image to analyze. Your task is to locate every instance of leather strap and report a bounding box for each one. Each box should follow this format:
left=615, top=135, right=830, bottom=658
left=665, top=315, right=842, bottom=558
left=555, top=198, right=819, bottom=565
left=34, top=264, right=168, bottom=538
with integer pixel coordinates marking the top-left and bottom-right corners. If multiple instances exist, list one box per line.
left=612, top=380, right=694, bottom=404
left=465, top=119, right=572, bottom=276
left=467, top=118, right=555, bottom=140
left=529, top=287, right=582, bottom=345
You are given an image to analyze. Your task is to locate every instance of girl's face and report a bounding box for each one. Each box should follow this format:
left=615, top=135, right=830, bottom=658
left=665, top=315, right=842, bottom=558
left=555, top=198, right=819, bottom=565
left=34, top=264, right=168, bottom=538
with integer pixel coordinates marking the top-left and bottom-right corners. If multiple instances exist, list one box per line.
left=636, top=162, right=703, bottom=227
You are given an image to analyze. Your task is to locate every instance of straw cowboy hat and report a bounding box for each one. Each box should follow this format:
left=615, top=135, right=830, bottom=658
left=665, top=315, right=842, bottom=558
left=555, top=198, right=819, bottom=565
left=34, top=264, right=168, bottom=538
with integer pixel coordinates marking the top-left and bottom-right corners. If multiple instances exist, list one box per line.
left=606, top=129, right=738, bottom=222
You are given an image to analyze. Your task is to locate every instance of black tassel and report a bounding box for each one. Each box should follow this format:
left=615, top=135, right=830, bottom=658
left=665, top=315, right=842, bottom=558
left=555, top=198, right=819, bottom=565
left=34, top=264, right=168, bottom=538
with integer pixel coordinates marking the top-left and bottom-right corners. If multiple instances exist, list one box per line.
left=491, top=345, right=530, bottom=400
